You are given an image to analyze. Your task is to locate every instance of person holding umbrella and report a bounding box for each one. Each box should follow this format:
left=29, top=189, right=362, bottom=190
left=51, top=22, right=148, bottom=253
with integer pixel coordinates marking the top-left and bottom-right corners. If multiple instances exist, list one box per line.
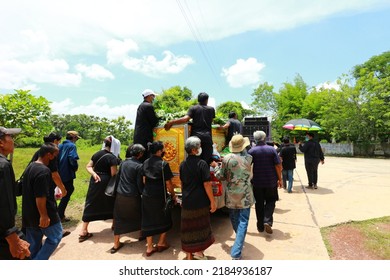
left=298, top=132, right=325, bottom=189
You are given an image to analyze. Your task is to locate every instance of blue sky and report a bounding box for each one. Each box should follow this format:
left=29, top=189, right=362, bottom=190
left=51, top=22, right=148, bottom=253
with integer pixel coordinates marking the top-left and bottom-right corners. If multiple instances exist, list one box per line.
left=1, top=0, right=389, bottom=125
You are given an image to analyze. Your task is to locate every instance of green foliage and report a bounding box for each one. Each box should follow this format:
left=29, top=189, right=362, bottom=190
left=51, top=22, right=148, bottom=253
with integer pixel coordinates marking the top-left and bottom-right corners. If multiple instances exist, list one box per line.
left=0, top=89, right=53, bottom=146
left=51, top=114, right=133, bottom=146
left=251, top=82, right=276, bottom=116
left=215, top=101, right=252, bottom=122
left=154, top=85, right=195, bottom=114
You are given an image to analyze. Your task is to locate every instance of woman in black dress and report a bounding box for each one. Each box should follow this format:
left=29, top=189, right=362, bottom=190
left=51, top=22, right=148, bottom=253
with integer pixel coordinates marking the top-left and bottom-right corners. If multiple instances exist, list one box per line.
left=79, top=136, right=120, bottom=242
left=141, top=141, right=176, bottom=257
left=180, top=136, right=216, bottom=260
left=110, top=144, right=145, bottom=254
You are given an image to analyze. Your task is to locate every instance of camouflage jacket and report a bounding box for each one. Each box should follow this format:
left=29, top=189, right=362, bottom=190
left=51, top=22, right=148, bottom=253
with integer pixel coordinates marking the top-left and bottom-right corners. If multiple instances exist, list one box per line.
left=214, top=152, right=255, bottom=209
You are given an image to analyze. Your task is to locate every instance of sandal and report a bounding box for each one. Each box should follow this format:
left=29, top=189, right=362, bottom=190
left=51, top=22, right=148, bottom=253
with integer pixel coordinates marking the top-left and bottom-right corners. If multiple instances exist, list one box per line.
left=193, top=253, right=208, bottom=260
left=146, top=246, right=158, bottom=257
left=157, top=244, right=170, bottom=252
left=78, top=232, right=93, bottom=243
left=110, top=242, right=124, bottom=254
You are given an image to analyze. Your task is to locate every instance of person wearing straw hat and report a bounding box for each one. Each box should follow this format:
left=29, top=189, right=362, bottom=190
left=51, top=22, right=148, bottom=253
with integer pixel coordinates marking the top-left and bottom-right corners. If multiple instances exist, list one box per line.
left=212, top=134, right=254, bottom=260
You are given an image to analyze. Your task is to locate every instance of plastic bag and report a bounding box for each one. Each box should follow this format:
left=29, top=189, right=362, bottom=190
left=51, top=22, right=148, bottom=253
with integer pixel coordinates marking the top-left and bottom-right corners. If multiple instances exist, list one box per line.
left=54, top=186, right=62, bottom=200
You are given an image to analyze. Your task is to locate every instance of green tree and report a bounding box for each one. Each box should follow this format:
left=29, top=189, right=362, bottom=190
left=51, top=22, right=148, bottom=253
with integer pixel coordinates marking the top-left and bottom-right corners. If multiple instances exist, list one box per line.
left=251, top=82, right=277, bottom=116
left=215, top=101, right=252, bottom=122
left=0, top=89, right=52, bottom=146
left=352, top=51, right=390, bottom=142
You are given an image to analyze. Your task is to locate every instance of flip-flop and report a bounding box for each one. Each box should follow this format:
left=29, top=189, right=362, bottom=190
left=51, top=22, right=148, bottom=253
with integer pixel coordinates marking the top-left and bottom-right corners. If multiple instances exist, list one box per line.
left=110, top=242, right=124, bottom=254
left=157, top=244, right=170, bottom=252
left=146, top=246, right=158, bottom=257
left=193, top=254, right=208, bottom=260
left=78, top=232, right=93, bottom=243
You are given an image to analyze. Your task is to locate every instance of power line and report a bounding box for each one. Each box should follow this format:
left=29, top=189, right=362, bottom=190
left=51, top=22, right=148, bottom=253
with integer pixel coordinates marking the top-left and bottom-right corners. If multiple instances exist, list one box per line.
left=176, top=0, right=223, bottom=89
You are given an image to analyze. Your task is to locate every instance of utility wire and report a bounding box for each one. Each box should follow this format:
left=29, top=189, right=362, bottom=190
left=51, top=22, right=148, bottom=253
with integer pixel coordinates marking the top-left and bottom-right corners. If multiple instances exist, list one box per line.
left=176, top=0, right=223, bottom=89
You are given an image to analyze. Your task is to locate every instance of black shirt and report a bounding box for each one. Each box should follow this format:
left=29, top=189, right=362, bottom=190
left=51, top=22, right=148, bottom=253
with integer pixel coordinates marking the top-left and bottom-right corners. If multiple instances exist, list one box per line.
left=116, top=158, right=144, bottom=197
left=187, top=104, right=215, bottom=138
left=0, top=155, right=18, bottom=241
left=134, top=101, right=159, bottom=146
left=142, top=156, right=173, bottom=197
left=226, top=118, right=242, bottom=145
left=179, top=155, right=211, bottom=209
left=91, top=150, right=119, bottom=175
left=22, top=162, right=60, bottom=228
left=299, top=140, right=325, bottom=163
left=279, top=144, right=297, bottom=170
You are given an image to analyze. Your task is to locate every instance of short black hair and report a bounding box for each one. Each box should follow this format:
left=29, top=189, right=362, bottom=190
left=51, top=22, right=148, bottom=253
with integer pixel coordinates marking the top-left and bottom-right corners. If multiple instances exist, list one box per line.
left=147, top=141, right=164, bottom=155
left=43, top=132, right=62, bottom=143
left=283, top=137, right=290, bottom=144
left=126, top=144, right=145, bottom=158
left=228, top=111, right=236, bottom=118
left=38, top=143, right=58, bottom=157
left=197, top=92, right=209, bottom=105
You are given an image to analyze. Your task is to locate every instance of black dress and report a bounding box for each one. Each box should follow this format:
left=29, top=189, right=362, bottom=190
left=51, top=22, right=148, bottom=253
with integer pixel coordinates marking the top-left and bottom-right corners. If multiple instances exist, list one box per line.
left=141, top=155, right=174, bottom=237
left=82, top=150, right=118, bottom=222
left=113, top=158, right=144, bottom=235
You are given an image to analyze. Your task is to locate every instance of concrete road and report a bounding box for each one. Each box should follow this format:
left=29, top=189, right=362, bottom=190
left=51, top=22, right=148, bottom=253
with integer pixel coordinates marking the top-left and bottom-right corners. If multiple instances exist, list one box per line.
left=51, top=156, right=390, bottom=260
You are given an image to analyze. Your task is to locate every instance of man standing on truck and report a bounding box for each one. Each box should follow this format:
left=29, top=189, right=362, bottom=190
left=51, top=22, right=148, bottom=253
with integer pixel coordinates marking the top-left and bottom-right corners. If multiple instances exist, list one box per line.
left=222, top=111, right=242, bottom=147
left=134, top=89, right=159, bottom=162
left=164, top=92, right=215, bottom=164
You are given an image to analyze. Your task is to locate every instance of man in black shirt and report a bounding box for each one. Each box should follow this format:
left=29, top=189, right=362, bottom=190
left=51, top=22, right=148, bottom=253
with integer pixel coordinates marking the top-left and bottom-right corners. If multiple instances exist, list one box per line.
left=134, top=89, right=159, bottom=162
left=299, top=132, right=325, bottom=189
left=222, top=111, right=243, bottom=147
left=22, top=143, right=63, bottom=260
left=164, top=92, right=215, bottom=164
left=279, top=137, right=297, bottom=193
left=0, top=126, right=30, bottom=260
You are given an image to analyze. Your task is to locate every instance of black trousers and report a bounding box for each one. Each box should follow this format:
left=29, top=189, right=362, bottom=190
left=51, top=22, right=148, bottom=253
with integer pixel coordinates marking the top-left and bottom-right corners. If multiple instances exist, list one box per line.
left=57, top=179, right=75, bottom=219
left=304, top=161, right=320, bottom=186
left=252, top=186, right=279, bottom=230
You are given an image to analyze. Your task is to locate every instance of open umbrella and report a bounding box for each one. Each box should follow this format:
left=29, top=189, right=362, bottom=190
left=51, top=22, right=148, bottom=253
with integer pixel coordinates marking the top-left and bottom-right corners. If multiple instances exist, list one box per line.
left=282, top=118, right=322, bottom=131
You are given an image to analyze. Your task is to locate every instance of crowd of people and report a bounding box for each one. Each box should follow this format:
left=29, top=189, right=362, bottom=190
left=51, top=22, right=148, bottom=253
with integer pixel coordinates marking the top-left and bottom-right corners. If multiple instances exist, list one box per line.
left=0, top=89, right=325, bottom=260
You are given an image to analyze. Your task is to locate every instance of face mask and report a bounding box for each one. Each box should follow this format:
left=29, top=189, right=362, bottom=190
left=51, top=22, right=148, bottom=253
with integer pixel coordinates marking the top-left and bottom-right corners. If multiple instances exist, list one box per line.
left=196, top=147, right=202, bottom=156
left=161, top=151, right=165, bottom=158
left=305, top=136, right=309, bottom=141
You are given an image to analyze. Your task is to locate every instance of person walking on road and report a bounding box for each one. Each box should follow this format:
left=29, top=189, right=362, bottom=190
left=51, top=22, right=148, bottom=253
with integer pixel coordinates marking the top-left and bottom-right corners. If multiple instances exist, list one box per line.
left=279, top=137, right=297, bottom=193
left=248, top=131, right=282, bottom=234
left=58, top=131, right=80, bottom=222
left=0, top=126, right=31, bottom=260
left=212, top=134, right=254, bottom=260
left=298, top=132, right=325, bottom=189
left=22, top=143, right=63, bottom=260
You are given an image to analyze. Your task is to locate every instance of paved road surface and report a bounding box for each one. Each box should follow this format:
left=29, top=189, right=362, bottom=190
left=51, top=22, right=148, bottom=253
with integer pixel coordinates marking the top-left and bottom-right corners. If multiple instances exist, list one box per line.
left=51, top=156, right=390, bottom=260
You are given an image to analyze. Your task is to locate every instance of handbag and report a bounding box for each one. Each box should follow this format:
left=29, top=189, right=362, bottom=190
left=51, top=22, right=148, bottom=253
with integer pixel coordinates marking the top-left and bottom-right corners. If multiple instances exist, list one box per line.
left=162, top=161, right=174, bottom=215
left=92, top=152, right=119, bottom=197
left=15, top=175, right=23, bottom=197
left=104, top=174, right=118, bottom=197
left=210, top=170, right=223, bottom=196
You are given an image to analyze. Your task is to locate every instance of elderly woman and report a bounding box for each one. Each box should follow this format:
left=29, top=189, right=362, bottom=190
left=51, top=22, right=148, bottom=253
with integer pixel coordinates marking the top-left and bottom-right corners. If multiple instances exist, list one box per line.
left=212, top=134, right=254, bottom=260
left=79, top=136, right=120, bottom=242
left=110, top=144, right=145, bottom=254
left=141, top=141, right=176, bottom=257
left=180, top=136, right=216, bottom=260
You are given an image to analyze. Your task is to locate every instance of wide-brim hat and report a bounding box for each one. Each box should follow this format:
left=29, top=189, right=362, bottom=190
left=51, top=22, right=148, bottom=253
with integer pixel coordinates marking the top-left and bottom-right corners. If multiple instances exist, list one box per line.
left=67, top=130, right=81, bottom=139
left=229, top=134, right=250, bottom=153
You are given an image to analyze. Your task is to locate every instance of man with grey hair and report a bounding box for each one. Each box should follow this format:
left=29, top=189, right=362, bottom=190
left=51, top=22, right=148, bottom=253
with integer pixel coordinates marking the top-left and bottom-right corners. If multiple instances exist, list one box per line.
left=248, top=130, right=282, bottom=234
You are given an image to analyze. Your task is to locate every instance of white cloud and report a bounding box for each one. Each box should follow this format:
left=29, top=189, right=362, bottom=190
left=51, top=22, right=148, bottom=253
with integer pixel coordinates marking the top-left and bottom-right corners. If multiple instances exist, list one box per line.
left=222, top=58, right=266, bottom=88
left=75, top=64, right=114, bottom=81
left=107, top=39, right=139, bottom=64
left=315, top=81, right=341, bottom=91
left=51, top=97, right=139, bottom=126
left=0, top=59, right=81, bottom=89
left=122, top=51, right=195, bottom=77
